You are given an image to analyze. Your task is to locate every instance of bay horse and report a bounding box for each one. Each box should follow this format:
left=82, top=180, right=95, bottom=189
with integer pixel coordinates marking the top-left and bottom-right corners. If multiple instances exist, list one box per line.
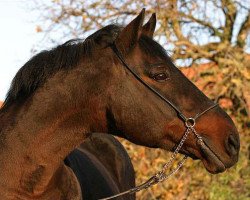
left=0, top=9, right=239, bottom=200
left=65, top=133, right=135, bottom=200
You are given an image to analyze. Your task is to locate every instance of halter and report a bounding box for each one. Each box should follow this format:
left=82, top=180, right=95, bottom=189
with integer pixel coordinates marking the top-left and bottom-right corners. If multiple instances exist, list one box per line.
left=99, top=44, right=218, bottom=200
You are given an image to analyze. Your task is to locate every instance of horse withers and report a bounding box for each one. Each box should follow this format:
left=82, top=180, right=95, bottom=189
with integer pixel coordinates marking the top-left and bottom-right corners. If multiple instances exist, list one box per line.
left=0, top=9, right=239, bottom=200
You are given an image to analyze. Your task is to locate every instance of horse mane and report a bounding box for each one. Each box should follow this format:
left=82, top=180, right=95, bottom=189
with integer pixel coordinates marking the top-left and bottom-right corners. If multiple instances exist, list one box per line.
left=1, top=25, right=121, bottom=109
left=1, top=24, right=173, bottom=110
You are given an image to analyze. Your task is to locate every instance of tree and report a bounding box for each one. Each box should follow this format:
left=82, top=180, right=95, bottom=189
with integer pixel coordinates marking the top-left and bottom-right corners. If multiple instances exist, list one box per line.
left=33, top=0, right=250, bottom=127
left=32, top=0, right=250, bottom=199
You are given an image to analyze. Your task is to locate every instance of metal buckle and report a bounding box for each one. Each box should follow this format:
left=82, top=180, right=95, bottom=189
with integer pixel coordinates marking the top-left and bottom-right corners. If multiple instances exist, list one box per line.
left=185, top=117, right=196, bottom=128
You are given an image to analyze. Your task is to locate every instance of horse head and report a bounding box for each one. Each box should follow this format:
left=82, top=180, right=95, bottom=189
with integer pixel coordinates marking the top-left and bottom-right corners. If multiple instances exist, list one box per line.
left=93, top=9, right=240, bottom=174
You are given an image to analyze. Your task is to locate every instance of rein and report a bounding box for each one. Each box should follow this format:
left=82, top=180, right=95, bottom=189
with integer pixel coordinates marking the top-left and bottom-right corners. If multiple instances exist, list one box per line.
left=99, top=44, right=218, bottom=200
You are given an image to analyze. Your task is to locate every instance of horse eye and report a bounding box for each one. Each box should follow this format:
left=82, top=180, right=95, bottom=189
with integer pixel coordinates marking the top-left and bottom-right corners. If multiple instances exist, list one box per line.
left=152, top=73, right=169, bottom=82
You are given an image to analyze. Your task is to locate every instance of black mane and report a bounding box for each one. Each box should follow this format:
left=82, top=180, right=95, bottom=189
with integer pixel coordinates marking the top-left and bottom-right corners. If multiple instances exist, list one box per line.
left=2, top=25, right=121, bottom=109
left=1, top=24, right=172, bottom=110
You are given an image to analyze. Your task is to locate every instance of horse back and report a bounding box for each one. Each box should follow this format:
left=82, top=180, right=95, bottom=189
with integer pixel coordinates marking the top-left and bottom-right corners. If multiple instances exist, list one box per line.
left=65, top=133, right=135, bottom=200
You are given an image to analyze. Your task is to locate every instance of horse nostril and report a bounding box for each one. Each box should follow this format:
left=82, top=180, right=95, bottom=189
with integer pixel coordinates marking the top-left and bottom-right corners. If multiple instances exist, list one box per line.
left=226, top=134, right=239, bottom=156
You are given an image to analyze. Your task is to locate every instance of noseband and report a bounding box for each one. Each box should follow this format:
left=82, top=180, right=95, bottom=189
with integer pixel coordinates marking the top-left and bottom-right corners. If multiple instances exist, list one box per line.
left=99, top=44, right=218, bottom=200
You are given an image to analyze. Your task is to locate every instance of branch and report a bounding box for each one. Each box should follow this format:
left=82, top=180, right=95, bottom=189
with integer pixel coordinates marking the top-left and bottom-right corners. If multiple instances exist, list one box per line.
left=221, top=0, right=237, bottom=42
left=237, top=12, right=250, bottom=48
left=235, top=1, right=250, bottom=11
left=178, top=12, right=222, bottom=37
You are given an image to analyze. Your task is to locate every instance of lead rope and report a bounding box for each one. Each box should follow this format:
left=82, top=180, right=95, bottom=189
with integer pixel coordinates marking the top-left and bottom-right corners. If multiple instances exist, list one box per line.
left=99, top=111, right=217, bottom=200
left=99, top=123, right=200, bottom=200
left=98, top=44, right=218, bottom=200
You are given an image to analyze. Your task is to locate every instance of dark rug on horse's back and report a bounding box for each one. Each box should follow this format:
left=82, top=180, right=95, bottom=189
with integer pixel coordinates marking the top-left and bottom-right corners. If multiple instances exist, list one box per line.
left=64, top=133, right=135, bottom=200
left=65, top=148, right=114, bottom=200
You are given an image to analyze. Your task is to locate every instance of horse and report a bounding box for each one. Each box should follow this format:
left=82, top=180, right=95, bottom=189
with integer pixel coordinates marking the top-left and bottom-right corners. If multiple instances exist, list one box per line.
left=65, top=133, right=135, bottom=200
left=0, top=9, right=240, bottom=200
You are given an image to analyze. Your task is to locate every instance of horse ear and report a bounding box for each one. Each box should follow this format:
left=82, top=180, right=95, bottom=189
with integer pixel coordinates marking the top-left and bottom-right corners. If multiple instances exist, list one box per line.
left=115, top=8, right=145, bottom=53
left=142, top=13, right=156, bottom=38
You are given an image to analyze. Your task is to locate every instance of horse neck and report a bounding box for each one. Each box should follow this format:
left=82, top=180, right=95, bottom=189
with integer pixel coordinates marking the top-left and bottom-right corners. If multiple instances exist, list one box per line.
left=0, top=71, right=108, bottom=199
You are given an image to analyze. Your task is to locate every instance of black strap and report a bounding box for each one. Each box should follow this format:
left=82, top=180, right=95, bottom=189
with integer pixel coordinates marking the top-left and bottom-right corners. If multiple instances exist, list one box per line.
left=111, top=44, right=188, bottom=122
left=111, top=43, right=218, bottom=123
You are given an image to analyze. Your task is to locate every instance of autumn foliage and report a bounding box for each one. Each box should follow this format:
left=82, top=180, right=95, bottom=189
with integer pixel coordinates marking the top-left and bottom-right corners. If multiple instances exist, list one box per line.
left=29, top=0, right=250, bottom=199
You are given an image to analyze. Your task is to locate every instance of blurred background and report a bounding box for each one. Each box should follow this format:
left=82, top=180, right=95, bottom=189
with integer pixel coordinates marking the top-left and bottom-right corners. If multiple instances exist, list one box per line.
left=0, top=0, right=249, bottom=199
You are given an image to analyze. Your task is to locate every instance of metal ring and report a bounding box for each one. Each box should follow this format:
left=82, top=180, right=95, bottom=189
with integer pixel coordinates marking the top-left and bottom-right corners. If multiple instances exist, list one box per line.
left=185, top=118, right=196, bottom=128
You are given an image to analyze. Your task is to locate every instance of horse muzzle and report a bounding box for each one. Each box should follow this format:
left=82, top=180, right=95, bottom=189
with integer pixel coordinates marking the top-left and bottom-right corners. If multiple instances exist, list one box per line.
left=197, top=133, right=239, bottom=174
